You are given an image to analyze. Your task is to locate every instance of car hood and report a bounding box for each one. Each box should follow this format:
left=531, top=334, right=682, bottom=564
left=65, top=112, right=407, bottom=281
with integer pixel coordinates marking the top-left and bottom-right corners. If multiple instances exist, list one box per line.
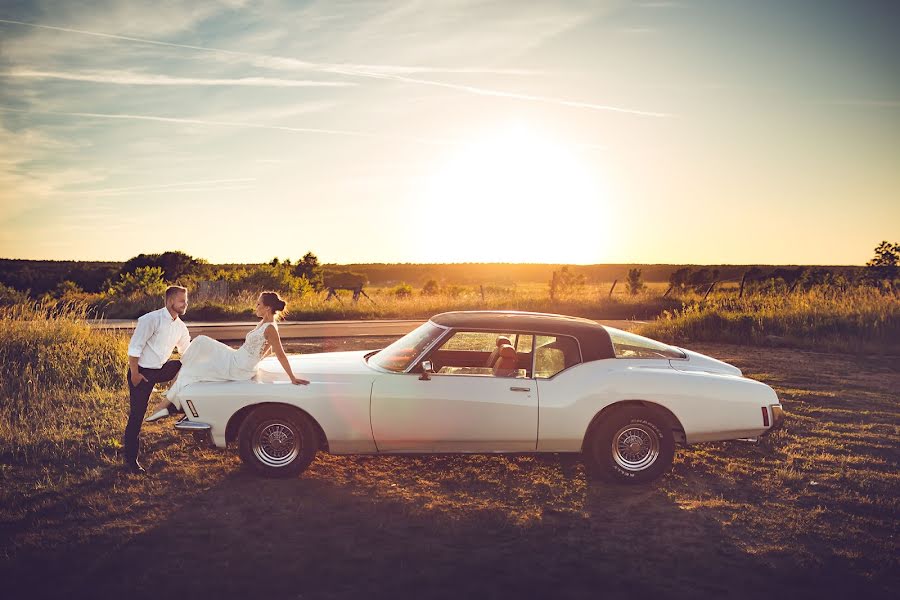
left=256, top=350, right=377, bottom=383
left=670, top=348, right=742, bottom=377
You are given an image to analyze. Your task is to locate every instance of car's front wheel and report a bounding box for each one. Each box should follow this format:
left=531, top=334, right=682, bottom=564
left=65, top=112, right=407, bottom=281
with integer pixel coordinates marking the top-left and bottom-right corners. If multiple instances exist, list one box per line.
left=585, top=407, right=675, bottom=484
left=238, top=406, right=318, bottom=478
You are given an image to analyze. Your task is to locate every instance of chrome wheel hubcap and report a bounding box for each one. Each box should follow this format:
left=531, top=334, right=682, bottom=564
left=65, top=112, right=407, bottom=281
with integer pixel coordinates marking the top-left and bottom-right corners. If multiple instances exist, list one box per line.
left=253, top=421, right=300, bottom=467
left=611, top=425, right=659, bottom=472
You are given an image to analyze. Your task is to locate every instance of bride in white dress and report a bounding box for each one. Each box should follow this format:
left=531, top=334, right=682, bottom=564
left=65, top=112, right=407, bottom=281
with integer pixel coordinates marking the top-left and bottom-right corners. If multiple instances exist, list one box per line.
left=146, top=291, right=308, bottom=421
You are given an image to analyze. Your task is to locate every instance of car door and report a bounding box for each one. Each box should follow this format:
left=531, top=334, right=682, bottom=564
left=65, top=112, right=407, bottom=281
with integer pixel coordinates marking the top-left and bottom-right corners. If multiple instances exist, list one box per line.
left=370, top=330, right=537, bottom=452
left=531, top=334, right=588, bottom=452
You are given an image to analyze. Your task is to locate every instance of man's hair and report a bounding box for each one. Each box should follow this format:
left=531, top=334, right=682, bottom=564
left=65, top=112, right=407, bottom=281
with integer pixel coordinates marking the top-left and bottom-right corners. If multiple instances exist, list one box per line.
left=165, top=285, right=188, bottom=300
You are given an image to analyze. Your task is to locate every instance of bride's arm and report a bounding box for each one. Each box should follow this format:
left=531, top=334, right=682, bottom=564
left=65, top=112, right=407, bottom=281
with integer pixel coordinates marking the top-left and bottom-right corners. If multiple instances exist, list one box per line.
left=264, top=325, right=309, bottom=385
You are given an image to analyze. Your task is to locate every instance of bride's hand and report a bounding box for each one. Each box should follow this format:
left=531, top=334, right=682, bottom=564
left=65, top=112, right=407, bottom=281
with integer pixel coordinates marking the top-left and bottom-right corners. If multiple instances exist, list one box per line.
left=291, top=376, right=310, bottom=385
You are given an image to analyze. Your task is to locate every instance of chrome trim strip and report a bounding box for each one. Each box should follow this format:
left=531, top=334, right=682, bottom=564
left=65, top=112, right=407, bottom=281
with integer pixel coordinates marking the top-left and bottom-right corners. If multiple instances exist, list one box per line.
left=174, top=420, right=212, bottom=431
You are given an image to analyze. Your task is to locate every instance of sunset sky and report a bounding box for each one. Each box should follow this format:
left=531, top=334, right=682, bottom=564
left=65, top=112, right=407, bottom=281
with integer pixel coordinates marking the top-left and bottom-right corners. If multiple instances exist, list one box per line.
left=1, top=0, right=898, bottom=265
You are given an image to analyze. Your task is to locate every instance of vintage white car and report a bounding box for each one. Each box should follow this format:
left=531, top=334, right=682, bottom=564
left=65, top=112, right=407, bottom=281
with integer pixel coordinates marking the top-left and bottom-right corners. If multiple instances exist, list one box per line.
left=173, top=311, right=783, bottom=483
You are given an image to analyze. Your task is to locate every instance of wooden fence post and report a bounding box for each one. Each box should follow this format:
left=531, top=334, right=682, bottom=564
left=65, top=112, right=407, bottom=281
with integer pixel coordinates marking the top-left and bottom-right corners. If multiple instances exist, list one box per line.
left=739, top=272, right=747, bottom=298
left=663, top=285, right=673, bottom=298
left=608, top=279, right=618, bottom=298
left=703, top=281, right=718, bottom=301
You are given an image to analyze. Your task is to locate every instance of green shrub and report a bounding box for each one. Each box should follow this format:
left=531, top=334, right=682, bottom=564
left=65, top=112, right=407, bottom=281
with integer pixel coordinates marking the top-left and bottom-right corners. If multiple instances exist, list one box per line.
left=391, top=283, right=413, bottom=298
left=107, top=266, right=167, bottom=297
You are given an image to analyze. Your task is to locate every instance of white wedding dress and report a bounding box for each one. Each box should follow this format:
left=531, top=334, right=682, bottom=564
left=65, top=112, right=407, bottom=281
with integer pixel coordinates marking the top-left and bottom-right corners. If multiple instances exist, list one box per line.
left=165, top=321, right=275, bottom=410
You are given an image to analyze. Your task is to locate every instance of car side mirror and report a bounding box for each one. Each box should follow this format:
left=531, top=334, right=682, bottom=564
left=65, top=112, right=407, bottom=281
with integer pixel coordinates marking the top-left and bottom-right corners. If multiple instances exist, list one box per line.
left=419, top=360, right=433, bottom=380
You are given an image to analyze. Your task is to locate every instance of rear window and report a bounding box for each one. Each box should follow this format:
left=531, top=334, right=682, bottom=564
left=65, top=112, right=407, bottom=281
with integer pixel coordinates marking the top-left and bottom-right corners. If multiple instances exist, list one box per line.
left=605, top=327, right=686, bottom=360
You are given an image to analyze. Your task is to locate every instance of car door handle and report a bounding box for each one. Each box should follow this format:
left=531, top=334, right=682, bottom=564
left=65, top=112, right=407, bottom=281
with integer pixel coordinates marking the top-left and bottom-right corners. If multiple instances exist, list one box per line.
left=509, top=386, right=531, bottom=392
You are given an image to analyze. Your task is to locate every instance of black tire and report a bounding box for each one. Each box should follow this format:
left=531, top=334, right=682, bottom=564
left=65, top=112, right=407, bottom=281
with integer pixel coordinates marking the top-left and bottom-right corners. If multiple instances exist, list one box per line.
left=584, top=407, right=675, bottom=484
left=237, top=406, right=318, bottom=478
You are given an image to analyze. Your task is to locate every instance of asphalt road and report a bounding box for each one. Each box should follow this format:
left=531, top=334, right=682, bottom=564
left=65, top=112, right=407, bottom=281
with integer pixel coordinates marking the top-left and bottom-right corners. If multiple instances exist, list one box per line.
left=93, top=318, right=645, bottom=340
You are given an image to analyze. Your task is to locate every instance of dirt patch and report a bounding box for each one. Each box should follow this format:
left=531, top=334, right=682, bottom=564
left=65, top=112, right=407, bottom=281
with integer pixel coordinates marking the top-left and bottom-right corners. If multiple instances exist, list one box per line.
left=1, top=342, right=897, bottom=599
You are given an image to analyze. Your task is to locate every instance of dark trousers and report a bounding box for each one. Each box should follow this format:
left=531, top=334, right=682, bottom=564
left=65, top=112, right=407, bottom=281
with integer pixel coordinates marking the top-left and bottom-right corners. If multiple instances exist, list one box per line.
left=123, top=360, right=182, bottom=462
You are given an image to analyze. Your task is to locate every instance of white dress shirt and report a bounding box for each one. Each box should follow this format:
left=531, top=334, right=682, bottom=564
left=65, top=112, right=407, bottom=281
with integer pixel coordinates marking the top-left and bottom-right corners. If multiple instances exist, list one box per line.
left=128, top=307, right=192, bottom=369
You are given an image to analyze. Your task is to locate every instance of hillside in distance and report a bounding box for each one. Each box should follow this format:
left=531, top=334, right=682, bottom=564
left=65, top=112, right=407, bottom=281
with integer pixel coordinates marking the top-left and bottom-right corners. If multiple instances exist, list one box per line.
left=1, top=257, right=865, bottom=294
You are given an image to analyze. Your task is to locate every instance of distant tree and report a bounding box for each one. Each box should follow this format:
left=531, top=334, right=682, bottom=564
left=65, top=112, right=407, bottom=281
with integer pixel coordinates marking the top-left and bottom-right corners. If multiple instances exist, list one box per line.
left=120, top=251, right=206, bottom=282
left=549, top=266, right=586, bottom=300
left=668, top=267, right=693, bottom=293
left=626, top=268, right=645, bottom=295
left=292, top=251, right=325, bottom=291
left=52, top=280, right=84, bottom=298
left=865, top=240, right=899, bottom=285
left=108, top=266, right=167, bottom=297
left=422, top=279, right=440, bottom=296
left=270, top=257, right=280, bottom=267
left=235, top=264, right=312, bottom=296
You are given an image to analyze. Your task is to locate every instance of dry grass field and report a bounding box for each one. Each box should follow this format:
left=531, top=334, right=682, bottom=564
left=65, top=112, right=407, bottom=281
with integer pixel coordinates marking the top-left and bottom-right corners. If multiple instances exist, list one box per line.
left=1, top=335, right=897, bottom=600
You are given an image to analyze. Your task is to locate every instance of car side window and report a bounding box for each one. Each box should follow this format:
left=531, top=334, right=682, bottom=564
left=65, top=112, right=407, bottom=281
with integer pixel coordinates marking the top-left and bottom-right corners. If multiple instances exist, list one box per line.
left=534, top=335, right=582, bottom=379
left=429, top=331, right=532, bottom=377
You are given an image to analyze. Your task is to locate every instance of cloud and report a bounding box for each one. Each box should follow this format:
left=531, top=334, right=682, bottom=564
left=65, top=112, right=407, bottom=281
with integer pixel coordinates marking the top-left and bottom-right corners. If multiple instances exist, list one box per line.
left=825, top=99, right=900, bottom=108
left=0, top=17, right=532, bottom=76
left=3, top=69, right=356, bottom=88
left=0, top=106, right=456, bottom=145
left=68, top=178, right=257, bottom=196
left=0, top=123, right=107, bottom=222
left=0, top=17, right=667, bottom=118
left=326, top=69, right=671, bottom=117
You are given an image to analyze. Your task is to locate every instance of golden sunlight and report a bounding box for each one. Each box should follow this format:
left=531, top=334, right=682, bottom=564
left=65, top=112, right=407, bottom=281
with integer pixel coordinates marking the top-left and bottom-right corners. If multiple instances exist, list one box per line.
left=422, top=124, right=606, bottom=263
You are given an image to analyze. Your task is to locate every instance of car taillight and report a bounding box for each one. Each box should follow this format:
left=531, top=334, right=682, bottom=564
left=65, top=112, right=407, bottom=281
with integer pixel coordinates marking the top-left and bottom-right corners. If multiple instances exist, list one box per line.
left=761, top=406, right=770, bottom=427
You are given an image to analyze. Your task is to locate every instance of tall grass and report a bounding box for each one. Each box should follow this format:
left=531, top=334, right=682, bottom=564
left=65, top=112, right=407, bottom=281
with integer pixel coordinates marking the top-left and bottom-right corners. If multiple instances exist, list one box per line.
left=0, top=302, right=129, bottom=462
left=182, top=283, right=679, bottom=322
left=640, top=287, right=900, bottom=354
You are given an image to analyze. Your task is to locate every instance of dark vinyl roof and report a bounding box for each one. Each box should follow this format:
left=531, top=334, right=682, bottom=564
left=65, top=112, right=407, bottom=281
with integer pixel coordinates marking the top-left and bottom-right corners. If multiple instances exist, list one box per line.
left=430, top=311, right=615, bottom=361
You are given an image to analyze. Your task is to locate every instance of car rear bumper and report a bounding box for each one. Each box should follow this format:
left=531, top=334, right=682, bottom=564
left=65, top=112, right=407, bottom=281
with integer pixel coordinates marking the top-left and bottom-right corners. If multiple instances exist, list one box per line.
left=767, top=404, right=784, bottom=432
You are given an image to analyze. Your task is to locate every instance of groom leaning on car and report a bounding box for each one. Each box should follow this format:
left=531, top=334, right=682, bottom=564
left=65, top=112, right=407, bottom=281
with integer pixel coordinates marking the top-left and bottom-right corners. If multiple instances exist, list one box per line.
left=122, top=285, right=192, bottom=474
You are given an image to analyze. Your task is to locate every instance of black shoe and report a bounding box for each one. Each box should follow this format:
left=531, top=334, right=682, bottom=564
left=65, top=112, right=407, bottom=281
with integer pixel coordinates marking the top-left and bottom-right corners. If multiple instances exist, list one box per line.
left=124, top=459, right=146, bottom=474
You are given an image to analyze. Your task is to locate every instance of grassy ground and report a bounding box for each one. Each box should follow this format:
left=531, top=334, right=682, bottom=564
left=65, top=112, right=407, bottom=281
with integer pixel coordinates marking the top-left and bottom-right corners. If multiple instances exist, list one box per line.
left=1, top=337, right=897, bottom=599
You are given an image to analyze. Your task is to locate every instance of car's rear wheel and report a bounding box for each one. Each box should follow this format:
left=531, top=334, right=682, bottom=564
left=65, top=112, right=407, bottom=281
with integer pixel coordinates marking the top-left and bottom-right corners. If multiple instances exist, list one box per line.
left=585, top=407, right=674, bottom=484
left=238, top=406, right=318, bottom=478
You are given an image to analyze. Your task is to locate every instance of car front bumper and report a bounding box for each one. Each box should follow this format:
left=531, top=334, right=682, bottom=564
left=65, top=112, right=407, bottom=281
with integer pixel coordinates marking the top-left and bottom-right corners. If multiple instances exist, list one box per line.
left=174, top=417, right=213, bottom=446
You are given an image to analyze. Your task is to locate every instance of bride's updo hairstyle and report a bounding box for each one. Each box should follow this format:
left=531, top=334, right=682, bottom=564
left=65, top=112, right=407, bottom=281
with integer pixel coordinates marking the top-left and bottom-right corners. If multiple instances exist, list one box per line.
left=260, top=291, right=287, bottom=320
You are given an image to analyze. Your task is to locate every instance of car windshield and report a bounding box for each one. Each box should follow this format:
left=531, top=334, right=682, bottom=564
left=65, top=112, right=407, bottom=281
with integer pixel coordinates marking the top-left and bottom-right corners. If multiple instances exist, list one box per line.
left=368, top=321, right=446, bottom=372
left=605, top=327, right=686, bottom=359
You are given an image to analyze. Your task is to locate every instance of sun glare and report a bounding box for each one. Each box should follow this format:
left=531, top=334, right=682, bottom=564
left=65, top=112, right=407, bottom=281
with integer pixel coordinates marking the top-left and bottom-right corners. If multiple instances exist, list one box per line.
left=423, top=124, right=605, bottom=263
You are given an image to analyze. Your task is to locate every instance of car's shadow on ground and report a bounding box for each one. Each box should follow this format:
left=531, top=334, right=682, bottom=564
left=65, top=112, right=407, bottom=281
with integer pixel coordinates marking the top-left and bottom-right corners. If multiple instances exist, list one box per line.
left=12, top=452, right=885, bottom=600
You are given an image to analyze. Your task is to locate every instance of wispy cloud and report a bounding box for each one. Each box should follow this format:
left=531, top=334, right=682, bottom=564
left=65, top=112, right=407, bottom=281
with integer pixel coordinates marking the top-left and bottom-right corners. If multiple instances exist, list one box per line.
left=825, top=99, right=900, bottom=108
left=0, top=124, right=108, bottom=221
left=639, top=1, right=686, bottom=7
left=3, top=69, right=356, bottom=88
left=0, top=17, right=667, bottom=117
left=0, top=18, right=531, bottom=76
left=327, top=69, right=671, bottom=117
left=68, top=178, right=257, bottom=196
left=0, top=106, right=456, bottom=145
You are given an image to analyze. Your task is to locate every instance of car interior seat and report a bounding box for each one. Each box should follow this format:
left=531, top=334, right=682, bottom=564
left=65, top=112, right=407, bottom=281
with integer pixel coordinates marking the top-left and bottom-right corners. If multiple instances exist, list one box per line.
left=492, top=344, right=519, bottom=377
left=485, top=336, right=512, bottom=367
